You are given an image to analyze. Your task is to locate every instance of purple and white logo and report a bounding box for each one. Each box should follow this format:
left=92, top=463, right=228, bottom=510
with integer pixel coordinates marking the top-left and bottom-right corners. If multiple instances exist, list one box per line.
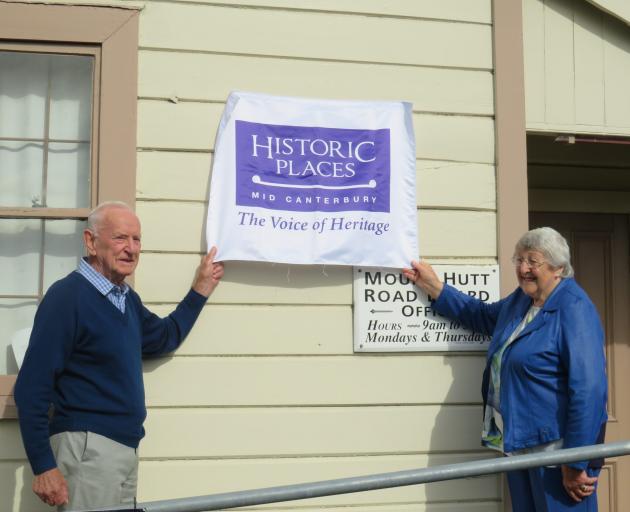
left=235, top=120, right=391, bottom=212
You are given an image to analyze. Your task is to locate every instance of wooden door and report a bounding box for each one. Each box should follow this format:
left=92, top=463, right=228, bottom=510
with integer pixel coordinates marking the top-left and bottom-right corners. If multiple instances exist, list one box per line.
left=530, top=212, right=630, bottom=511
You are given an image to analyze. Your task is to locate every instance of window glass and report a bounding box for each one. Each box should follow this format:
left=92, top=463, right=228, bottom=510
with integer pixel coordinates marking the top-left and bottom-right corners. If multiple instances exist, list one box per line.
left=49, top=55, right=93, bottom=140
left=0, top=51, right=93, bottom=209
left=0, top=219, right=41, bottom=295
left=47, top=142, right=91, bottom=208
left=0, top=52, right=47, bottom=139
left=0, top=299, right=37, bottom=374
left=0, top=141, right=44, bottom=207
left=0, top=219, right=84, bottom=374
left=42, top=219, right=85, bottom=291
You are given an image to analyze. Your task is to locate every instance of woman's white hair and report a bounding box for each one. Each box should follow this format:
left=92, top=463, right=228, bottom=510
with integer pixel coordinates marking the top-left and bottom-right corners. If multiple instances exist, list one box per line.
left=514, top=227, right=574, bottom=277
left=86, top=201, right=133, bottom=235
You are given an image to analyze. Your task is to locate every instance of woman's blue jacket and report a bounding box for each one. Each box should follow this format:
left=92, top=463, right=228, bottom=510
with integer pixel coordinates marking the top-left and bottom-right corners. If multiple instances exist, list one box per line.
left=433, top=278, right=607, bottom=469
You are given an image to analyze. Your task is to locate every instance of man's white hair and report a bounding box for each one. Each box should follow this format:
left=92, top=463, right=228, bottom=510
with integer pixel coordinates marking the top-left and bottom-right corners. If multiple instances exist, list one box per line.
left=86, top=201, right=133, bottom=235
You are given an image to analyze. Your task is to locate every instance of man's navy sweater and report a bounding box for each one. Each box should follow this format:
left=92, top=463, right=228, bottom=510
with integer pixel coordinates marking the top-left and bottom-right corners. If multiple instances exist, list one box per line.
left=14, top=271, right=207, bottom=475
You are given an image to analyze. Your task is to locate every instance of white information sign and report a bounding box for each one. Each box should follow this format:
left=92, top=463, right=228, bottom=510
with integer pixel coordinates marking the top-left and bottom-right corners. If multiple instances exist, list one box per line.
left=353, top=265, right=500, bottom=352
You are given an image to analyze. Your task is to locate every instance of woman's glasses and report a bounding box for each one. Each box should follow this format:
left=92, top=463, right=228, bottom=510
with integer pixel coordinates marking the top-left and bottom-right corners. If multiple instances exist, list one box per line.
left=512, top=256, right=546, bottom=269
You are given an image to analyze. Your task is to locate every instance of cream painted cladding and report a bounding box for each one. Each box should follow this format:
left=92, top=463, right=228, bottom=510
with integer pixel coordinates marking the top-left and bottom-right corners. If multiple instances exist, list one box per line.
left=523, top=0, right=630, bottom=214
left=0, top=1, right=501, bottom=511
left=523, top=0, right=630, bottom=136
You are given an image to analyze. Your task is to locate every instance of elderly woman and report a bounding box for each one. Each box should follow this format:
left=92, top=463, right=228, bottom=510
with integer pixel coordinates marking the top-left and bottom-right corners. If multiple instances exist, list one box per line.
left=403, top=227, right=607, bottom=511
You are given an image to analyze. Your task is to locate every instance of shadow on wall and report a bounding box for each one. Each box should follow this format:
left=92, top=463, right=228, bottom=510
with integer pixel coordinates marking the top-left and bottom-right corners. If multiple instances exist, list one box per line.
left=1, top=459, right=49, bottom=512
left=424, top=355, right=503, bottom=511
left=18, top=462, right=48, bottom=512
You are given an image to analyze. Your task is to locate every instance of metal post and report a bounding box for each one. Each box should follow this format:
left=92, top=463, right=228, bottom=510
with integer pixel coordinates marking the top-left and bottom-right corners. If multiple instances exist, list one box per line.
left=85, top=440, right=630, bottom=512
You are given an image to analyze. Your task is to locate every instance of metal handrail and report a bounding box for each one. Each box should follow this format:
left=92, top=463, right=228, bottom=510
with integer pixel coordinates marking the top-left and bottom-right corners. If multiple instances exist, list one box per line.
left=87, top=440, right=630, bottom=512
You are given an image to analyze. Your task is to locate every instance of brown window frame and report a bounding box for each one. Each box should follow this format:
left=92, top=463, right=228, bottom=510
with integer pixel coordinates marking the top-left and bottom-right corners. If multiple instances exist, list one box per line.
left=0, top=2, right=139, bottom=418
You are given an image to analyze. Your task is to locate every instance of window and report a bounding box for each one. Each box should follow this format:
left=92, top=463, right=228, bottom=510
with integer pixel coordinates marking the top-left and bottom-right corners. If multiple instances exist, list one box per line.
left=0, top=48, right=95, bottom=375
left=0, top=2, right=138, bottom=418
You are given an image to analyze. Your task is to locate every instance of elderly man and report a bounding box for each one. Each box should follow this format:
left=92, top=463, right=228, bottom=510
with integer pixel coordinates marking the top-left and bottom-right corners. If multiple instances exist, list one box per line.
left=14, top=201, right=224, bottom=511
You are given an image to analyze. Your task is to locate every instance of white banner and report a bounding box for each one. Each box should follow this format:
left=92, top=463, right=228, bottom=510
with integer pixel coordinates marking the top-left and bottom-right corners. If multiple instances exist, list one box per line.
left=206, top=91, right=418, bottom=267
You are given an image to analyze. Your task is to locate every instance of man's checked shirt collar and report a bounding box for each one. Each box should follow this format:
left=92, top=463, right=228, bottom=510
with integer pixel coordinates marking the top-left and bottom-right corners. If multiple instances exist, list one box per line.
left=77, top=257, right=129, bottom=313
